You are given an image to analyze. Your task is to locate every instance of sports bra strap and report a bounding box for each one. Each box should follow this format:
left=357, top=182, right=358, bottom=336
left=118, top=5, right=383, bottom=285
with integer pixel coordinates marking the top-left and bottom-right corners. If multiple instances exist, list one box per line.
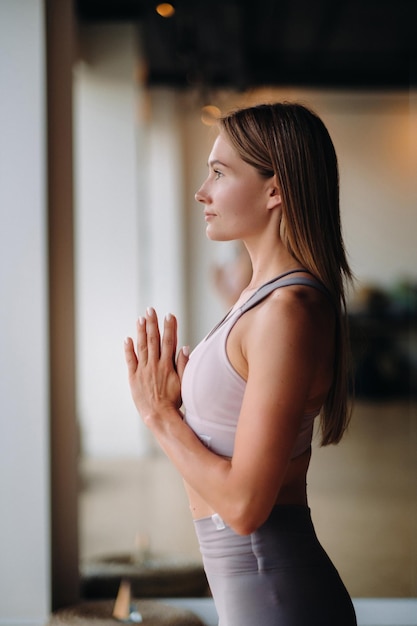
left=240, top=274, right=332, bottom=315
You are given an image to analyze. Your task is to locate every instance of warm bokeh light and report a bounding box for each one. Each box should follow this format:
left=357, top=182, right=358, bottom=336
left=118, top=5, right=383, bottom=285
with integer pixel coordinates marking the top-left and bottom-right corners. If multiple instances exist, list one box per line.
left=156, top=3, right=175, bottom=18
left=201, top=104, right=221, bottom=126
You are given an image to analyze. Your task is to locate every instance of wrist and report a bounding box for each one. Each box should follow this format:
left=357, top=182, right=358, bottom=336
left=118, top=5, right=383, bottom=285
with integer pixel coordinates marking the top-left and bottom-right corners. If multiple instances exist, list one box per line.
left=143, top=404, right=182, bottom=431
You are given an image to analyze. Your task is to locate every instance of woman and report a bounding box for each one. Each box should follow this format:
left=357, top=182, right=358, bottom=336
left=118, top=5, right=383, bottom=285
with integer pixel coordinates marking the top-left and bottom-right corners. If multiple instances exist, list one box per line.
left=124, top=102, right=357, bottom=625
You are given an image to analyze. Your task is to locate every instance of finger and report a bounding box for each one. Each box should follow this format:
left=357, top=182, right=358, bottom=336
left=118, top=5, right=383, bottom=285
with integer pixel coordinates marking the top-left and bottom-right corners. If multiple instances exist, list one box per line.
left=145, top=307, right=161, bottom=360
left=161, top=313, right=177, bottom=365
left=124, top=336, right=138, bottom=376
left=176, top=345, right=189, bottom=382
left=136, top=316, right=149, bottom=365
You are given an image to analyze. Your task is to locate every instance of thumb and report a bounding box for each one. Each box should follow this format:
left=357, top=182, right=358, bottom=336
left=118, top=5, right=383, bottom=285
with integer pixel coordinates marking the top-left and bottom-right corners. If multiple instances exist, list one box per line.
left=176, top=345, right=190, bottom=381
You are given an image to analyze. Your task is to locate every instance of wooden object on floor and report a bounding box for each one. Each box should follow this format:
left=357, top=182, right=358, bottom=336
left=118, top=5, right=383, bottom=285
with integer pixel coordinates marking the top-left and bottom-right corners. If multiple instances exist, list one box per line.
left=112, top=579, right=134, bottom=621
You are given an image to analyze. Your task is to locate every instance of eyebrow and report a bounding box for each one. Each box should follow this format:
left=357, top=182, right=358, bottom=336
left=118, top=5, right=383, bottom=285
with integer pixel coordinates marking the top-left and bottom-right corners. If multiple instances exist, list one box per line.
left=208, top=159, right=229, bottom=169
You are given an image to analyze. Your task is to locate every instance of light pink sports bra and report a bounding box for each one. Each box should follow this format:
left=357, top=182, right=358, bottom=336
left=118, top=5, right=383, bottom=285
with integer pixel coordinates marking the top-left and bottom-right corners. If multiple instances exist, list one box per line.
left=181, top=270, right=332, bottom=459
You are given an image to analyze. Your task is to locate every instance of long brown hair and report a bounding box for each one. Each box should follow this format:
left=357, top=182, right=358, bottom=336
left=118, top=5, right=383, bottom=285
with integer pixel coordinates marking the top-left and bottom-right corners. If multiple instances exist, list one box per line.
left=220, top=102, right=353, bottom=445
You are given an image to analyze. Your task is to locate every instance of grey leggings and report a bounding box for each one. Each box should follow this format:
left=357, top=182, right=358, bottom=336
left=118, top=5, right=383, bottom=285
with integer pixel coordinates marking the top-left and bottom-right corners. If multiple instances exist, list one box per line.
left=194, top=506, right=357, bottom=626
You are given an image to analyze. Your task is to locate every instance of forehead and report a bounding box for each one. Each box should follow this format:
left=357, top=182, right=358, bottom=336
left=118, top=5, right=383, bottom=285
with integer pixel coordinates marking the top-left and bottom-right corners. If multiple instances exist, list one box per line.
left=208, top=133, right=239, bottom=164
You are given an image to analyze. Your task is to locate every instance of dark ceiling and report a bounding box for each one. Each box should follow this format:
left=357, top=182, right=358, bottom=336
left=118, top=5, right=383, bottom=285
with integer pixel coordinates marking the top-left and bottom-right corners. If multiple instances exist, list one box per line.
left=75, top=0, right=415, bottom=89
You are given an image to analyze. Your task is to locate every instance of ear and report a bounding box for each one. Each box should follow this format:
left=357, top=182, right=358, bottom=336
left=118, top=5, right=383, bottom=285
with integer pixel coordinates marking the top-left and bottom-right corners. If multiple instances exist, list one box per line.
left=266, top=177, right=282, bottom=211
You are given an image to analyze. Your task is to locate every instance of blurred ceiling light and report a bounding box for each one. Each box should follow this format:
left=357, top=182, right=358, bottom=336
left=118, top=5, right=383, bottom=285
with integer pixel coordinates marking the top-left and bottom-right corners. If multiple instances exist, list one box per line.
left=156, top=3, right=175, bottom=18
left=201, top=105, right=221, bottom=126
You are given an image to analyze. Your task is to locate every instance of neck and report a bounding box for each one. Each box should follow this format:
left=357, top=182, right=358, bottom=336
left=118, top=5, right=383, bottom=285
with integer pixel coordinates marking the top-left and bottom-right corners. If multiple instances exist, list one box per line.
left=243, top=241, right=304, bottom=291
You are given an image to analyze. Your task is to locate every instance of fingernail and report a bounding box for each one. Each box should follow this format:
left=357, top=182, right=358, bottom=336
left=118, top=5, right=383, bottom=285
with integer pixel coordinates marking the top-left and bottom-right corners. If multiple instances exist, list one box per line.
left=146, top=307, right=154, bottom=316
left=182, top=345, right=190, bottom=357
left=138, top=316, right=145, bottom=325
left=165, top=312, right=172, bottom=321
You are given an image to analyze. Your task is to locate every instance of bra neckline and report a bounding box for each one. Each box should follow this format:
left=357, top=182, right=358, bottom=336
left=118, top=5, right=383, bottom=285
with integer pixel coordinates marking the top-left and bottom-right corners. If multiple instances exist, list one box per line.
left=205, top=268, right=312, bottom=340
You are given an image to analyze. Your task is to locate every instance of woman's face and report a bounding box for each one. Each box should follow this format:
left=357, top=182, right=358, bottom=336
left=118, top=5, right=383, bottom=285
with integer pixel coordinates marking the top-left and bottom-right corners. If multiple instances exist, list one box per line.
left=195, top=133, right=277, bottom=242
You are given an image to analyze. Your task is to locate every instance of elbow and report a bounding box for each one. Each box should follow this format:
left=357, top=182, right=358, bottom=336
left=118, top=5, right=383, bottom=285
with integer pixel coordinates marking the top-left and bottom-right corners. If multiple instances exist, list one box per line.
left=225, top=501, right=270, bottom=536
left=232, top=520, right=259, bottom=536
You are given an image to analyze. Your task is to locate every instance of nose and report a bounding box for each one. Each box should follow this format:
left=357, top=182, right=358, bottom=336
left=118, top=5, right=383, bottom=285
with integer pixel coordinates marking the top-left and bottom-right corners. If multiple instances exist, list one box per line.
left=195, top=182, right=209, bottom=204
left=194, top=188, right=204, bottom=203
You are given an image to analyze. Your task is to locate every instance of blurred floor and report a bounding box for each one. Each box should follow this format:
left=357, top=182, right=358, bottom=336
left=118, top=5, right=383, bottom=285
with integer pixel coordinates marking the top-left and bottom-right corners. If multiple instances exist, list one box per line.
left=79, top=400, right=417, bottom=598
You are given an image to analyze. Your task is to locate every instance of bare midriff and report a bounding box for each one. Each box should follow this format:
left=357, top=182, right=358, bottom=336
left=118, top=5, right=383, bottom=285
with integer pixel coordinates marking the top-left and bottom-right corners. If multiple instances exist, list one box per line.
left=184, top=446, right=311, bottom=521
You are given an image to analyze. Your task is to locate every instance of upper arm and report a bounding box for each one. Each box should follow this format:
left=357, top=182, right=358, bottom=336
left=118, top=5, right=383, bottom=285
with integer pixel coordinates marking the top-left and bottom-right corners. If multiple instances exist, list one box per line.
left=226, top=289, right=331, bottom=528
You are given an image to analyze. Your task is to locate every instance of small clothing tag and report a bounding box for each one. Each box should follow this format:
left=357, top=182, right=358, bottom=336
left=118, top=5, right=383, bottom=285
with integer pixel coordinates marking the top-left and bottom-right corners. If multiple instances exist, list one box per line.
left=199, top=434, right=212, bottom=449
left=211, top=513, right=226, bottom=530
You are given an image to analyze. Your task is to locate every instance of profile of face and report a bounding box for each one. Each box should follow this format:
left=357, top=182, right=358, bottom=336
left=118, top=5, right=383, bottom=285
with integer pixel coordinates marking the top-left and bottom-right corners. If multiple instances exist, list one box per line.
left=195, top=133, right=281, bottom=242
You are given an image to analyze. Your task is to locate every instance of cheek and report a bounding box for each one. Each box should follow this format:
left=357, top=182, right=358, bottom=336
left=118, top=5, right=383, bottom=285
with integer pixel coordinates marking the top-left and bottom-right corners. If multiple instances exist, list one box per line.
left=231, top=187, right=262, bottom=216
left=226, top=183, right=250, bottom=205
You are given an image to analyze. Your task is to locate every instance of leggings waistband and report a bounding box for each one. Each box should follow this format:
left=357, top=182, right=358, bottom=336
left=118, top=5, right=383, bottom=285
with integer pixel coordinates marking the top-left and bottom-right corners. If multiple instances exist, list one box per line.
left=193, top=505, right=312, bottom=532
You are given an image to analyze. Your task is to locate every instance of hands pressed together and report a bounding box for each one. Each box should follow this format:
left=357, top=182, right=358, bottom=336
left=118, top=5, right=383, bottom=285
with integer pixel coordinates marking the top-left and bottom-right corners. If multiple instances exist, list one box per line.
left=124, top=308, right=189, bottom=425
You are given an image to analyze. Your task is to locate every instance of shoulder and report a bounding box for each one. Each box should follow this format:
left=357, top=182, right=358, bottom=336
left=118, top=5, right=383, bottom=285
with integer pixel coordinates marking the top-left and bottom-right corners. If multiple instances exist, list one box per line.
left=240, top=282, right=335, bottom=361
left=255, top=281, right=333, bottom=327
left=227, top=279, right=335, bottom=380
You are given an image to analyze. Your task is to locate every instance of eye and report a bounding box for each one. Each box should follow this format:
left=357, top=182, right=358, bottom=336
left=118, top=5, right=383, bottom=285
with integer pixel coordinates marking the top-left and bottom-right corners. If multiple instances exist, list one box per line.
left=214, top=169, right=223, bottom=180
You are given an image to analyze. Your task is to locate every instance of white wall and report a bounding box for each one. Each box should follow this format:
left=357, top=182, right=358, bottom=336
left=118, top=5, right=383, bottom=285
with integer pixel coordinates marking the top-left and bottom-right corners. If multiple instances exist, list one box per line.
left=74, top=24, right=150, bottom=457
left=314, top=91, right=415, bottom=287
left=0, top=1, right=50, bottom=624
left=74, top=28, right=188, bottom=458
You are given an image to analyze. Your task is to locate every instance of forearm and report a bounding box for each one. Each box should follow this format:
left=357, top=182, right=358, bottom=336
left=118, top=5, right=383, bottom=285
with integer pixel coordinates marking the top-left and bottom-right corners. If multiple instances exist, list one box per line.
left=144, top=407, right=252, bottom=530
